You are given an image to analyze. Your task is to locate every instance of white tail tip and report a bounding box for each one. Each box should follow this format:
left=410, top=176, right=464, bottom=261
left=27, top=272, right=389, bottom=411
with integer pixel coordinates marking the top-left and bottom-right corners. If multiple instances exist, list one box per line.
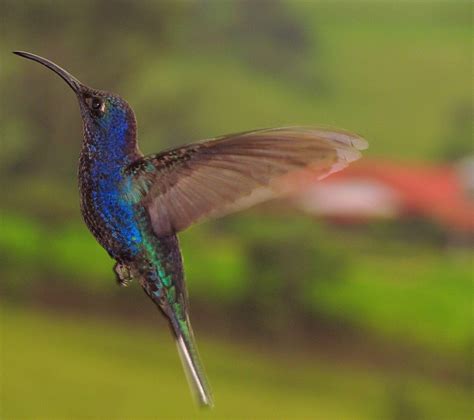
left=176, top=335, right=214, bottom=408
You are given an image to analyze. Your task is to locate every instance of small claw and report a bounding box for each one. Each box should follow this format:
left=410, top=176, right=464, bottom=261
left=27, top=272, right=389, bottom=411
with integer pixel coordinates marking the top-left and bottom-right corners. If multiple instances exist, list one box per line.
left=113, top=262, right=133, bottom=287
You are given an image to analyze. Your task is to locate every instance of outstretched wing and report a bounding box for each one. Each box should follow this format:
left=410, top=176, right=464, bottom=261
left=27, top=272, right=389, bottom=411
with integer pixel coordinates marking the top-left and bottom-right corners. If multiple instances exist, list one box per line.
left=125, top=127, right=368, bottom=237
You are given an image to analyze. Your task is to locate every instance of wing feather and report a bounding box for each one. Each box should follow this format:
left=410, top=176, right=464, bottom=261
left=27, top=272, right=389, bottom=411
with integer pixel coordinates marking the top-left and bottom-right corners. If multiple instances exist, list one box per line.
left=125, top=127, right=368, bottom=237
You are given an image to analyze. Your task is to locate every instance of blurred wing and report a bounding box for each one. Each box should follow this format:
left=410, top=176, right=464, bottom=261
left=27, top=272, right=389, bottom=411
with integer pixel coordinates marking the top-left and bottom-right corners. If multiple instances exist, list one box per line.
left=125, top=127, right=368, bottom=237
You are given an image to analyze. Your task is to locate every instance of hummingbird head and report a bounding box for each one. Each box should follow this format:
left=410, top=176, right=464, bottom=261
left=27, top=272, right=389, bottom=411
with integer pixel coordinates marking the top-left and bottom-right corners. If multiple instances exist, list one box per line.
left=13, top=51, right=136, bottom=143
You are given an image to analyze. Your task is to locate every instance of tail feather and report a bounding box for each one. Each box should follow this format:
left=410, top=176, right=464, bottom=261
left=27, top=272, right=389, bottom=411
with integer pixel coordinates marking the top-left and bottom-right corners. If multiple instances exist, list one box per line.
left=171, top=316, right=214, bottom=408
left=140, top=234, right=212, bottom=407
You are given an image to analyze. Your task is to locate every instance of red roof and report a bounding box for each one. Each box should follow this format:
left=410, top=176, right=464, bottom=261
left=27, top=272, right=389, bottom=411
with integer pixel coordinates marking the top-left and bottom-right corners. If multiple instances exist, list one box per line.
left=301, top=160, right=474, bottom=232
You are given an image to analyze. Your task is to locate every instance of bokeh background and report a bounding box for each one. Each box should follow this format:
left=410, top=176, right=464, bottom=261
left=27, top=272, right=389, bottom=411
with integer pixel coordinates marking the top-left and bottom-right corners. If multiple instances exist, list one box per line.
left=1, top=1, right=472, bottom=418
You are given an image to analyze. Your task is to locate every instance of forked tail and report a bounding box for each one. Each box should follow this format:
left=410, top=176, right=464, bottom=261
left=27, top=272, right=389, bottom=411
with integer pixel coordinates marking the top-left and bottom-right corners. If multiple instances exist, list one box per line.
left=170, top=314, right=214, bottom=408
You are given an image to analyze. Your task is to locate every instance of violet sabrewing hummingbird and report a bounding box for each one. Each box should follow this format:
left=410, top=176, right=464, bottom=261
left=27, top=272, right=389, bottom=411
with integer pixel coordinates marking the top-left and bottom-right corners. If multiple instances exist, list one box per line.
left=14, top=51, right=368, bottom=408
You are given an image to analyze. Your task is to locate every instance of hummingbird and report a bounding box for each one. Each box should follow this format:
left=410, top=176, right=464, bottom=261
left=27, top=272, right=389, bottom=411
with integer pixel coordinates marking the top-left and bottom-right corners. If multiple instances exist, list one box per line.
left=14, top=51, right=367, bottom=408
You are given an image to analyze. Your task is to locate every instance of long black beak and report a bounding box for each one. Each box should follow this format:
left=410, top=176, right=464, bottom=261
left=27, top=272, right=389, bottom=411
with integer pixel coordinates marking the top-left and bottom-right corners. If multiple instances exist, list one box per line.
left=13, top=51, right=83, bottom=94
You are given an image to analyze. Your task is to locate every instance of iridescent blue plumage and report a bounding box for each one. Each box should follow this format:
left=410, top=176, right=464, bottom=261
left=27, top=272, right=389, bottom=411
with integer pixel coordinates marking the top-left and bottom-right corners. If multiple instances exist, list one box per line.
left=79, top=98, right=143, bottom=258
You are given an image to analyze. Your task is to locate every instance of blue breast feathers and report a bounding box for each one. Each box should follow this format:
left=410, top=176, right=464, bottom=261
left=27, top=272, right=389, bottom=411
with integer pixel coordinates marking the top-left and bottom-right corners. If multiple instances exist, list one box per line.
left=87, top=105, right=143, bottom=256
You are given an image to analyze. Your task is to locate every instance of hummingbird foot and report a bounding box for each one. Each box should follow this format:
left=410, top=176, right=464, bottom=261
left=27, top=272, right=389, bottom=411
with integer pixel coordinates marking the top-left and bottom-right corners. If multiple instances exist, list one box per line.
left=113, top=262, right=134, bottom=287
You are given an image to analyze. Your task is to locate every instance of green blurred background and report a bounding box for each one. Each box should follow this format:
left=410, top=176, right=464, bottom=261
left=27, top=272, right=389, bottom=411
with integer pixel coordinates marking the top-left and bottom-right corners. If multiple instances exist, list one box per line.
left=1, top=1, right=472, bottom=418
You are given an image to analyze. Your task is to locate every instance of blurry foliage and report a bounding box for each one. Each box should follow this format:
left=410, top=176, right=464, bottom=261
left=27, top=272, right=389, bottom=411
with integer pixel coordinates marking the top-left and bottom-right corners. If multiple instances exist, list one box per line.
left=439, top=100, right=474, bottom=162
left=1, top=0, right=471, bottom=195
left=1, top=210, right=472, bottom=358
left=187, top=1, right=327, bottom=94
left=387, top=383, right=423, bottom=420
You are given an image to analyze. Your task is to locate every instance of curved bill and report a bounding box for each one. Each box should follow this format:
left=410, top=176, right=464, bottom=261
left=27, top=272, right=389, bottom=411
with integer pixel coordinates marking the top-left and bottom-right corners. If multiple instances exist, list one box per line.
left=13, top=51, right=83, bottom=93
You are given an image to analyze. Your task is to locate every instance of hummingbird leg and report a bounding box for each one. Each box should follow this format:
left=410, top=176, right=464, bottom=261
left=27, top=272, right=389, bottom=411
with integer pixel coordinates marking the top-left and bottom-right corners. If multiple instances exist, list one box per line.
left=113, top=262, right=133, bottom=287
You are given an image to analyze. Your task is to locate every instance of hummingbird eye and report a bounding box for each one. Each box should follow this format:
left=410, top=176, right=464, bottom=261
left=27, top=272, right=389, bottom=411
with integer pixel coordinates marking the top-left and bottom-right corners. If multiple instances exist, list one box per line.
left=91, top=97, right=102, bottom=110
left=85, top=96, right=105, bottom=115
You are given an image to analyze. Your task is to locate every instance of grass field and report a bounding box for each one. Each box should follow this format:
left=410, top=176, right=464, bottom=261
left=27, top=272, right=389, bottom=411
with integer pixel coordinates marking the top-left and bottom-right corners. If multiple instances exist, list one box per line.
left=1, top=303, right=471, bottom=419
